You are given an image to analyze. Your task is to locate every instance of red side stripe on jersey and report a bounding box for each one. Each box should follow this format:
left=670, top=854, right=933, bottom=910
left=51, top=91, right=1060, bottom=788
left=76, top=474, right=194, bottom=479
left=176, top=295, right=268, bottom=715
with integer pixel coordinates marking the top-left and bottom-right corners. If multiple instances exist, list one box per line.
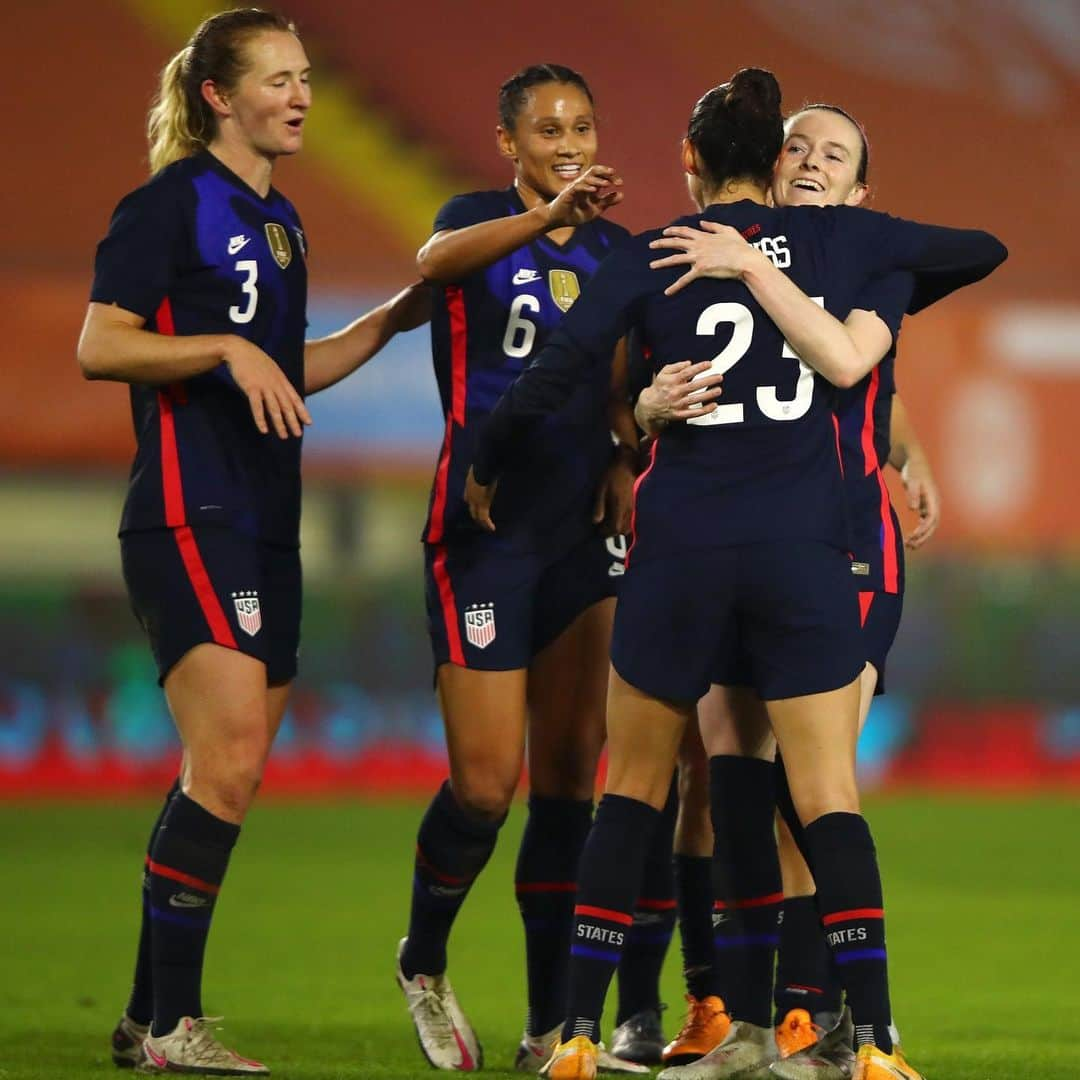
left=832, top=413, right=844, bottom=478
left=626, top=438, right=660, bottom=568
left=173, top=526, right=238, bottom=649
left=446, top=285, right=468, bottom=426
left=154, top=298, right=188, bottom=529
left=860, top=368, right=899, bottom=593
left=425, top=415, right=454, bottom=544
left=859, top=591, right=874, bottom=628
left=425, top=287, right=468, bottom=544
left=431, top=545, right=465, bottom=666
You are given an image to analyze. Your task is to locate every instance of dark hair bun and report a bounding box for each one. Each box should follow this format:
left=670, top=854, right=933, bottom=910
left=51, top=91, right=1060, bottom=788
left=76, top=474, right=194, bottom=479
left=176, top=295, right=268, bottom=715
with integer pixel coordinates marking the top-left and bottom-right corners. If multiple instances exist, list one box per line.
left=724, top=68, right=781, bottom=115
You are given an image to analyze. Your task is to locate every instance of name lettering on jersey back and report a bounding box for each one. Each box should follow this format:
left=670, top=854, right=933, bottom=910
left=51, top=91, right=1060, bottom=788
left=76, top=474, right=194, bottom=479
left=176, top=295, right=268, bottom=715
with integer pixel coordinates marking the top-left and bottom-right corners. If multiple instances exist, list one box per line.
left=750, top=235, right=791, bottom=269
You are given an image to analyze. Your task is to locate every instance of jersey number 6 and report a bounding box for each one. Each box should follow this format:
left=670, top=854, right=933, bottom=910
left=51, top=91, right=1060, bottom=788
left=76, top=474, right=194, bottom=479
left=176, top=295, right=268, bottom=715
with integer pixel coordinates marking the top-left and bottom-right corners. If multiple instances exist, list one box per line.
left=687, top=300, right=819, bottom=427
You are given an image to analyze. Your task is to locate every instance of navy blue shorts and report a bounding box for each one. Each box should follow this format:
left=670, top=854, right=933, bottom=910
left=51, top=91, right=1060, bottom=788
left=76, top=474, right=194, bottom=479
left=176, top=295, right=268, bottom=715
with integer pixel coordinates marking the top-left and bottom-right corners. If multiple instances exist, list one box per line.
left=612, top=542, right=863, bottom=703
left=425, top=532, right=626, bottom=671
left=121, top=526, right=301, bottom=686
left=858, top=589, right=902, bottom=695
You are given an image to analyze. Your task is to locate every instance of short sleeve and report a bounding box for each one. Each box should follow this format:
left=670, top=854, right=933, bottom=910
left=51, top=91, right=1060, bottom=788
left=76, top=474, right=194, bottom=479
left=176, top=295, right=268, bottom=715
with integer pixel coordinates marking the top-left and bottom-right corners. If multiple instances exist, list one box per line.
left=432, top=192, right=499, bottom=233
left=852, top=272, right=915, bottom=342
left=90, top=179, right=185, bottom=322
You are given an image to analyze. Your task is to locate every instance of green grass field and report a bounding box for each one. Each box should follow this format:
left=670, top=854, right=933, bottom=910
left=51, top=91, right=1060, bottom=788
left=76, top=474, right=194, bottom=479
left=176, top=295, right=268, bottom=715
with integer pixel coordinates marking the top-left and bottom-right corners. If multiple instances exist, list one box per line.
left=2, top=795, right=1078, bottom=1079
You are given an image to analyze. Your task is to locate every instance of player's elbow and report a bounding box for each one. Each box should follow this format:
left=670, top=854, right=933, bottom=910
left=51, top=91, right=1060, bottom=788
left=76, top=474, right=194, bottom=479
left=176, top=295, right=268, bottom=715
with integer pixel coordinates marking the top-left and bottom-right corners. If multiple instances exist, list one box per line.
left=416, top=243, right=451, bottom=285
left=76, top=333, right=108, bottom=380
left=829, top=364, right=862, bottom=391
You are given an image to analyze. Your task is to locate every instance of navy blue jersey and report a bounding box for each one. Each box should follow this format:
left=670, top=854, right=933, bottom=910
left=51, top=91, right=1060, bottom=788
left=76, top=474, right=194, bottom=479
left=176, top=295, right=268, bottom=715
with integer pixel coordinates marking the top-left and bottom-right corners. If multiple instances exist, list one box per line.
left=423, top=186, right=630, bottom=552
left=474, top=200, right=1004, bottom=563
left=837, top=272, right=916, bottom=592
left=91, top=151, right=308, bottom=545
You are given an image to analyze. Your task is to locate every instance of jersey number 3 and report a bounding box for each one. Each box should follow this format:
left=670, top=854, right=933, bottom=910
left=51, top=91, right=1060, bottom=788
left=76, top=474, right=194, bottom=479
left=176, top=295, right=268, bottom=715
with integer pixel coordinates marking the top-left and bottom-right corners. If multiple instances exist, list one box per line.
left=687, top=300, right=819, bottom=427
left=229, top=260, right=259, bottom=325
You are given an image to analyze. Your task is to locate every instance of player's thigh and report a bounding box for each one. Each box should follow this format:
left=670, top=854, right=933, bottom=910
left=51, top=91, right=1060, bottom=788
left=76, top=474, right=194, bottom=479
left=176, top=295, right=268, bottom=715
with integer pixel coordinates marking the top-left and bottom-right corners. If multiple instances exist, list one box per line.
left=437, top=663, right=529, bottom=818
left=766, top=678, right=861, bottom=826
left=527, top=533, right=622, bottom=797
left=698, top=683, right=774, bottom=760
left=259, top=541, right=302, bottom=690
left=605, top=666, right=693, bottom=810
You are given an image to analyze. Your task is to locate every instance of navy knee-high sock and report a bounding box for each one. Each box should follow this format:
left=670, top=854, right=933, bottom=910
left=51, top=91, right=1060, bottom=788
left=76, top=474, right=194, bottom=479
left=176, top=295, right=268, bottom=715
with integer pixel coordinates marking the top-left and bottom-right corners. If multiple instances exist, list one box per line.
left=126, top=777, right=180, bottom=1025
left=148, top=793, right=240, bottom=1035
left=515, top=795, right=593, bottom=1036
left=804, top=812, right=892, bottom=1052
left=562, top=795, right=660, bottom=1045
left=616, top=774, right=677, bottom=1024
left=675, top=852, right=719, bottom=999
left=709, top=757, right=782, bottom=1028
left=774, top=894, right=841, bottom=1022
left=401, top=780, right=505, bottom=979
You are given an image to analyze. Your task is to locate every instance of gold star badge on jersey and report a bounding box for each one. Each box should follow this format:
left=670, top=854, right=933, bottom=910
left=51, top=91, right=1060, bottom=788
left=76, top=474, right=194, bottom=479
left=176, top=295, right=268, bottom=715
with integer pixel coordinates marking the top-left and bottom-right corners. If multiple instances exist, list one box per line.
left=264, top=223, right=292, bottom=269
left=548, top=269, right=580, bottom=312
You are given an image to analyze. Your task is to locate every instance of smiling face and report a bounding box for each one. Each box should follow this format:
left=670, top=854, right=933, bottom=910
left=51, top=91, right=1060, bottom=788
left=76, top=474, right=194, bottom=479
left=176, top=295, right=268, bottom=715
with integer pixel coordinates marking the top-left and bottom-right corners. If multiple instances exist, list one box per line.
left=496, top=81, right=598, bottom=203
left=771, top=107, right=867, bottom=208
left=208, top=30, right=311, bottom=158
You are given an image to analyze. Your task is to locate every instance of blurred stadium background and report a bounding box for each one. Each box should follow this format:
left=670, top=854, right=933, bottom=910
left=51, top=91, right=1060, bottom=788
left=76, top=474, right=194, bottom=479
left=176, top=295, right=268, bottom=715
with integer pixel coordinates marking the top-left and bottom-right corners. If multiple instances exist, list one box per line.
left=3, top=0, right=1078, bottom=798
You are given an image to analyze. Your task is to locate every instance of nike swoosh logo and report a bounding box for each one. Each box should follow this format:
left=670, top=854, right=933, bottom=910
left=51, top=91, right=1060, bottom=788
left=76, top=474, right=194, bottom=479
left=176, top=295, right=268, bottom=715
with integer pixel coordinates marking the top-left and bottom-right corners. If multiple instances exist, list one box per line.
left=228, top=236, right=251, bottom=254
left=512, top=269, right=539, bottom=284
left=144, top=1044, right=167, bottom=1067
left=168, top=894, right=208, bottom=908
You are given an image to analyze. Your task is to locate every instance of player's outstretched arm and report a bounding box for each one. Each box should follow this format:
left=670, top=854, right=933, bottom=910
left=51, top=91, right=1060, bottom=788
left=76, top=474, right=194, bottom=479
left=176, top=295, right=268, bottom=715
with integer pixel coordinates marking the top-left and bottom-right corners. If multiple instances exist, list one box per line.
left=304, top=282, right=431, bottom=395
left=593, top=339, right=640, bottom=536
left=889, top=394, right=941, bottom=549
left=417, top=166, right=622, bottom=284
left=649, top=222, right=891, bottom=388
left=78, top=302, right=311, bottom=439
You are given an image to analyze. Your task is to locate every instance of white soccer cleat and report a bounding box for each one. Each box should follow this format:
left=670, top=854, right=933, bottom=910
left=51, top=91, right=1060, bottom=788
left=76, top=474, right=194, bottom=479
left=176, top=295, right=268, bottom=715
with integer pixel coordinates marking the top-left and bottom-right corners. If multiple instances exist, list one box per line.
left=658, top=1018, right=776, bottom=1079
left=770, top=1010, right=855, bottom=1080
left=516, top=1026, right=648, bottom=1075
left=111, top=1013, right=149, bottom=1068
left=135, top=1016, right=269, bottom=1075
left=396, top=938, right=482, bottom=1071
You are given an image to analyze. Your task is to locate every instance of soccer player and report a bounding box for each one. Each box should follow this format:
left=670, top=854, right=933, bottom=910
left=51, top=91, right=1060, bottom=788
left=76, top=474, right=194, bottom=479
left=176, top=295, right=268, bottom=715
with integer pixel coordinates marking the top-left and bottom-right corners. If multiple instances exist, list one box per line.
left=395, top=64, right=664, bottom=1074
left=466, top=68, right=1005, bottom=1080
left=80, top=10, right=425, bottom=1074
left=636, top=104, right=943, bottom=1076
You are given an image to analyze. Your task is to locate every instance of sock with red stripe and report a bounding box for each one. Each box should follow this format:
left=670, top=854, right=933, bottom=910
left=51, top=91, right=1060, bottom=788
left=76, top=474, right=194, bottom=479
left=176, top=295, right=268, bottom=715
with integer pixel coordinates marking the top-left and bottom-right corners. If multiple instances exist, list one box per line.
left=803, top=812, right=892, bottom=1052
left=709, top=756, right=782, bottom=1027
left=674, top=853, right=719, bottom=999
left=562, top=794, right=660, bottom=1045
left=616, top=775, right=677, bottom=1024
left=148, top=792, right=240, bottom=1035
left=773, top=893, right=841, bottom=1023
left=125, top=777, right=181, bottom=1025
left=515, top=795, right=593, bottom=1036
left=401, top=780, right=504, bottom=979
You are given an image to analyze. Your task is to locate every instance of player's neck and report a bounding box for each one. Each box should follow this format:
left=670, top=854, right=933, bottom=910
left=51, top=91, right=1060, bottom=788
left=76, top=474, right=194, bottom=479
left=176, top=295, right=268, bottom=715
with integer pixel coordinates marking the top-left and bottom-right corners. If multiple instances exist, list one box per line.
left=208, top=137, right=275, bottom=198
left=702, top=179, right=767, bottom=207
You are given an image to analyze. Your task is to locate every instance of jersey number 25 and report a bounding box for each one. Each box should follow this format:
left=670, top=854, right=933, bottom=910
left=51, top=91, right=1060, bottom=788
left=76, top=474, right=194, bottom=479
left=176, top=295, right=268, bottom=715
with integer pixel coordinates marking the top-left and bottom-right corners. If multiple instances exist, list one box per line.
left=687, top=300, right=819, bottom=427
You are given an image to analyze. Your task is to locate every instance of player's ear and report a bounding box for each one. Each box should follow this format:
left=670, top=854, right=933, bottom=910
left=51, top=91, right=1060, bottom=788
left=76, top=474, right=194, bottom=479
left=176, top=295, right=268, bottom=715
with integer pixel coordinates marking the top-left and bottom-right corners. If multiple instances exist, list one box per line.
left=681, top=137, right=698, bottom=176
left=844, top=182, right=869, bottom=207
left=201, top=79, right=231, bottom=120
left=495, top=125, right=517, bottom=163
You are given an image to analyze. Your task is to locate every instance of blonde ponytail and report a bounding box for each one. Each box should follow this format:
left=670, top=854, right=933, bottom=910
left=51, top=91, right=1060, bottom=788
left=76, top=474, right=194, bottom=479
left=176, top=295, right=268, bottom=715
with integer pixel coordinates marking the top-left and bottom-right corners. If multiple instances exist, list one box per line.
left=148, top=47, right=209, bottom=173
left=144, top=9, right=297, bottom=175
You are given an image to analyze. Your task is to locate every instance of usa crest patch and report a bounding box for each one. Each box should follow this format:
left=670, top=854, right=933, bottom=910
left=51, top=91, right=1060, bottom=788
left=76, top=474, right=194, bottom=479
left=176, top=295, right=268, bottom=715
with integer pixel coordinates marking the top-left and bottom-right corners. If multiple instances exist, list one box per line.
left=231, top=591, right=262, bottom=636
left=464, top=603, right=496, bottom=649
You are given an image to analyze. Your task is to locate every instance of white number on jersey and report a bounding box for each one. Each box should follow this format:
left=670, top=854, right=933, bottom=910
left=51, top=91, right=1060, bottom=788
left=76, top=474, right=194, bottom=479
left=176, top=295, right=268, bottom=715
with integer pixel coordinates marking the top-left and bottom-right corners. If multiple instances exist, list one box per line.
left=229, top=260, right=259, bottom=324
left=502, top=294, right=540, bottom=358
left=687, top=298, right=821, bottom=427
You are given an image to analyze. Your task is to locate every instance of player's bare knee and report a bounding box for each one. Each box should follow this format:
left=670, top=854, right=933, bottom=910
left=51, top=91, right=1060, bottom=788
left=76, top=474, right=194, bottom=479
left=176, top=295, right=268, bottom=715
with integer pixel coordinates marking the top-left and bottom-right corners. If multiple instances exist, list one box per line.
left=452, top=771, right=517, bottom=821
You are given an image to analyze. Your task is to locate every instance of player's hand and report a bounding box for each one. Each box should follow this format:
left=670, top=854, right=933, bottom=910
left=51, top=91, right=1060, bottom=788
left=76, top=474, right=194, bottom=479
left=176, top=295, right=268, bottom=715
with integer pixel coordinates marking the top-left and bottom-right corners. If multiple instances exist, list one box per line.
left=545, top=165, right=624, bottom=229
left=223, top=336, right=312, bottom=438
left=638, top=361, right=724, bottom=427
left=648, top=221, right=756, bottom=296
left=901, top=454, right=941, bottom=549
left=465, top=466, right=498, bottom=532
left=593, top=449, right=637, bottom=536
